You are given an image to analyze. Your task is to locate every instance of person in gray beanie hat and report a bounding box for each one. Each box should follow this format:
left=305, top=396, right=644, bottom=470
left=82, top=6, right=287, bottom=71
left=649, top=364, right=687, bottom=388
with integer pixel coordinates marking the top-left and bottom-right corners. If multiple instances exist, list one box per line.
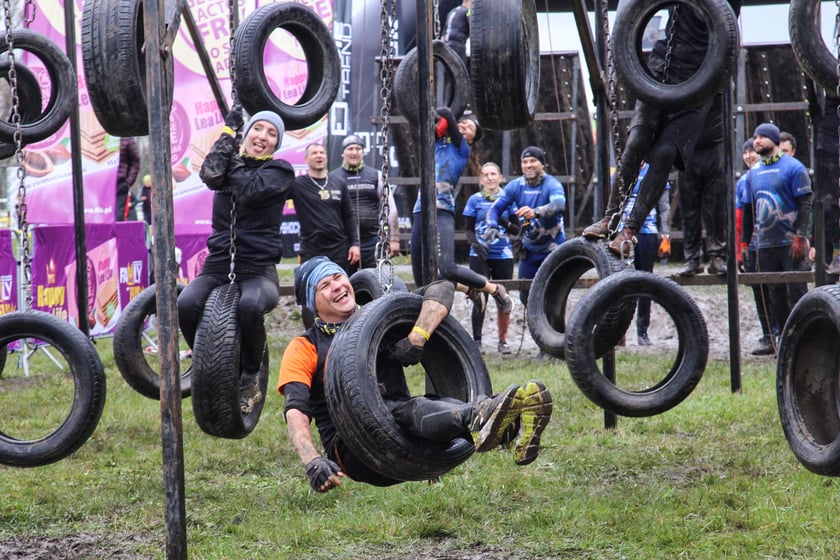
left=178, top=104, right=295, bottom=416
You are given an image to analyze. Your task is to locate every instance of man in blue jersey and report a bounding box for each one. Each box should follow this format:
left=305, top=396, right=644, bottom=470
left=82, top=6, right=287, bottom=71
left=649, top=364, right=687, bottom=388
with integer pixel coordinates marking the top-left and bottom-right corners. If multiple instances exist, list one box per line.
left=739, top=123, right=813, bottom=352
left=486, top=146, right=566, bottom=307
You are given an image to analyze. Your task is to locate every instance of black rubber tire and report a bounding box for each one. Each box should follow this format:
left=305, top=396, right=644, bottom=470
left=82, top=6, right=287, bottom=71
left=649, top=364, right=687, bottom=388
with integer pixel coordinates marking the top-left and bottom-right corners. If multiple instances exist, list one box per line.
left=0, top=61, right=43, bottom=159
left=325, top=293, right=492, bottom=482
left=0, top=30, right=76, bottom=143
left=789, top=0, right=837, bottom=92
left=0, top=310, right=106, bottom=468
left=112, top=284, right=191, bottom=400
left=469, top=0, right=539, bottom=130
left=527, top=238, right=634, bottom=360
left=776, top=285, right=840, bottom=476
left=611, top=0, right=739, bottom=110
left=81, top=0, right=174, bottom=137
left=350, top=268, right=408, bottom=306
left=233, top=2, right=341, bottom=130
left=394, top=40, right=470, bottom=127
left=565, top=271, right=708, bottom=417
left=191, top=283, right=268, bottom=439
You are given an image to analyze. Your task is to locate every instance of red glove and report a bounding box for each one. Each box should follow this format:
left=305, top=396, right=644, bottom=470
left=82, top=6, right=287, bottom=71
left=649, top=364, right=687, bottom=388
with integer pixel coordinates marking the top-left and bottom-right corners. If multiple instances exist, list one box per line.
left=658, top=235, right=671, bottom=258
left=791, top=234, right=809, bottom=262
left=435, top=116, right=448, bottom=138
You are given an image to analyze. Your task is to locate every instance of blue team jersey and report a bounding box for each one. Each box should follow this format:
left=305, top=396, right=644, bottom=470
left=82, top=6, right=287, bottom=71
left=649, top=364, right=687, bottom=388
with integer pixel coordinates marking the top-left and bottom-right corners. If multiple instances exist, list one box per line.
left=488, top=173, right=567, bottom=254
left=412, top=136, right=470, bottom=215
left=620, top=164, right=668, bottom=235
left=740, top=154, right=812, bottom=249
left=463, top=191, right=515, bottom=260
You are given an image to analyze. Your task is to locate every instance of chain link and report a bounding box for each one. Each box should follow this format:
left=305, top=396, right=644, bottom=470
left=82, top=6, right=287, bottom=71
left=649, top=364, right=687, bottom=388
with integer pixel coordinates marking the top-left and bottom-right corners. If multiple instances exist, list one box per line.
left=433, top=0, right=441, bottom=39
left=22, top=0, right=36, bottom=28
left=227, top=0, right=239, bottom=282
left=375, top=0, right=396, bottom=289
left=662, top=5, right=679, bottom=84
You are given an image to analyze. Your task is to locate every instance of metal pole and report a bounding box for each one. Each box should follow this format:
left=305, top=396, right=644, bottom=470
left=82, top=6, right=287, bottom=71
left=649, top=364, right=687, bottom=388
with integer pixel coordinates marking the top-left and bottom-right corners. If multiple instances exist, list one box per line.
left=723, top=84, right=742, bottom=393
left=144, top=0, right=187, bottom=556
left=63, top=0, right=90, bottom=337
left=417, top=0, right=437, bottom=285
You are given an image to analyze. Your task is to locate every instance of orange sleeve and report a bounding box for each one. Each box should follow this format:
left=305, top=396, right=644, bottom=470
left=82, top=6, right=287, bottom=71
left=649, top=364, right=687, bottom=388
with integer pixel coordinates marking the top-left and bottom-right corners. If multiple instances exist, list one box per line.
left=277, top=336, right=318, bottom=395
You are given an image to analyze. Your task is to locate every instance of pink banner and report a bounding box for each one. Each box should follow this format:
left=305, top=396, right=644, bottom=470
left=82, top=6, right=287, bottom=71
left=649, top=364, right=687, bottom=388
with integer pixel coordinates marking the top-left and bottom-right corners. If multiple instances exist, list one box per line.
left=0, top=230, right=18, bottom=314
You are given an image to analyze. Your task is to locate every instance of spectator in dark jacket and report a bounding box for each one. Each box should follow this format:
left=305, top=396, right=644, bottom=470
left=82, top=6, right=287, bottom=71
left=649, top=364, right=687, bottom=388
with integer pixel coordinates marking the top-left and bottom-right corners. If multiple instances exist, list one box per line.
left=116, top=137, right=140, bottom=221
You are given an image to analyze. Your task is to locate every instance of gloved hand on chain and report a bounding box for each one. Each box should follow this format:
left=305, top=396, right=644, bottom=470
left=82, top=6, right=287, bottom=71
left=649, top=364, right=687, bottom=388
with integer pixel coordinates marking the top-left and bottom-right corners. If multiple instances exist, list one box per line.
left=224, top=104, right=244, bottom=132
left=658, top=234, right=671, bottom=259
left=472, top=242, right=488, bottom=261
left=305, top=456, right=343, bottom=492
left=483, top=225, right=500, bottom=244
left=790, top=234, right=809, bottom=262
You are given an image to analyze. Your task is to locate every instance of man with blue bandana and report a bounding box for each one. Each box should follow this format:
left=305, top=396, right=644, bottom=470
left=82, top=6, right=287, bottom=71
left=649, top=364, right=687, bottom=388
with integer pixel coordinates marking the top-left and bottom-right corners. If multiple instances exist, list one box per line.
left=277, top=256, right=554, bottom=492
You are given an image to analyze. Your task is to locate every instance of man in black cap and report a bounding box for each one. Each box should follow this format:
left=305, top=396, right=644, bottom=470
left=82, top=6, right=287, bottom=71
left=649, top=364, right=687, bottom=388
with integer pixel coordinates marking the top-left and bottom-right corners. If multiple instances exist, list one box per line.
left=329, top=134, right=400, bottom=269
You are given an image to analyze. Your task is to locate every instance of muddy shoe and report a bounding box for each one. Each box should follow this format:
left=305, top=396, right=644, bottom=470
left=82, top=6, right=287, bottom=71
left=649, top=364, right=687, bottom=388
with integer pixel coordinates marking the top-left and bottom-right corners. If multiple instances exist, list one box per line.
left=492, top=284, right=515, bottom=315
left=239, top=372, right=263, bottom=415
left=582, top=216, right=611, bottom=239
left=607, top=227, right=637, bottom=257
left=471, top=383, right=520, bottom=452
left=512, top=380, right=553, bottom=465
left=637, top=333, right=652, bottom=346
left=678, top=258, right=703, bottom=277
left=707, top=256, right=727, bottom=276
left=498, top=340, right=512, bottom=355
left=751, top=335, right=775, bottom=356
left=828, top=255, right=840, bottom=275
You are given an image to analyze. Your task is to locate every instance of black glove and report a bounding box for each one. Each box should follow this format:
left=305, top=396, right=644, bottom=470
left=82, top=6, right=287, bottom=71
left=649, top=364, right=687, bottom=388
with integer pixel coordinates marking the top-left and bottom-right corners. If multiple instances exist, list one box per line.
left=483, top=226, right=500, bottom=244
left=305, top=457, right=341, bottom=491
left=225, top=105, right=244, bottom=132
left=391, top=337, right=424, bottom=366
left=472, top=242, right=488, bottom=261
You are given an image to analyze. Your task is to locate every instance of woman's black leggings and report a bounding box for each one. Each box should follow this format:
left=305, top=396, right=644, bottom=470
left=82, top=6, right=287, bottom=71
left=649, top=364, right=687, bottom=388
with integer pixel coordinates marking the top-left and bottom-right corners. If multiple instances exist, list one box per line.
left=411, top=209, right=487, bottom=289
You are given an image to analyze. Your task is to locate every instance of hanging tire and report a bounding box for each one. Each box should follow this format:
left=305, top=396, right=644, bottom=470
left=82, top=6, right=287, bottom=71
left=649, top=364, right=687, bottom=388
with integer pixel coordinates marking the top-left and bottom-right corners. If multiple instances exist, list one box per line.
left=789, top=0, right=837, bottom=92
left=81, top=0, right=174, bottom=136
left=611, top=0, right=738, bottom=110
left=0, top=310, right=106, bottom=467
left=191, top=283, right=268, bottom=439
left=469, top=0, right=539, bottom=130
left=526, top=238, right=634, bottom=360
left=776, top=286, right=840, bottom=476
left=0, top=30, right=75, bottom=144
left=112, top=283, right=192, bottom=400
left=565, top=271, right=708, bottom=417
left=0, top=61, right=43, bottom=159
left=325, top=293, right=491, bottom=482
left=350, top=268, right=408, bottom=306
left=233, top=2, right=341, bottom=129
left=394, top=40, right=470, bottom=127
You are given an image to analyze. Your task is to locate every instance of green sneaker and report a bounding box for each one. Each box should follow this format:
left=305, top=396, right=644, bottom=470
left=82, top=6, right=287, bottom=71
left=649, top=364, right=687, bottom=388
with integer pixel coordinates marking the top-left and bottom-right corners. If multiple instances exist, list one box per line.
left=513, top=380, right=553, bottom=465
left=471, top=383, right=520, bottom=452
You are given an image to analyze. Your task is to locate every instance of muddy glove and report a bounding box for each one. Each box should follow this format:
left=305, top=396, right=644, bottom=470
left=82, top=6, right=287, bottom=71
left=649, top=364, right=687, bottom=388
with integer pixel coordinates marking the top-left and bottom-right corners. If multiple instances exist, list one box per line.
left=391, top=337, right=424, bottom=366
left=472, top=242, right=488, bottom=261
left=658, top=235, right=671, bottom=258
left=225, top=104, right=244, bottom=132
left=483, top=225, right=500, bottom=244
left=790, top=234, right=809, bottom=262
left=305, top=457, right=341, bottom=491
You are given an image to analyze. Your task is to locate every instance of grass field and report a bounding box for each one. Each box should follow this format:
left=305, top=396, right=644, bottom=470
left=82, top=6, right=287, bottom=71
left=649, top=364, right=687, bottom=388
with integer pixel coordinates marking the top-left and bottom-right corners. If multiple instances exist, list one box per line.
left=1, top=304, right=838, bottom=559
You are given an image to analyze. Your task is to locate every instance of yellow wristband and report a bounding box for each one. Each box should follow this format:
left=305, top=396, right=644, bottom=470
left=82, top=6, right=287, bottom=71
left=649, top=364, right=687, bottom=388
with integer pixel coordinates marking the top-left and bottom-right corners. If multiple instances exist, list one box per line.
left=222, top=126, right=236, bottom=137
left=411, top=325, right=431, bottom=341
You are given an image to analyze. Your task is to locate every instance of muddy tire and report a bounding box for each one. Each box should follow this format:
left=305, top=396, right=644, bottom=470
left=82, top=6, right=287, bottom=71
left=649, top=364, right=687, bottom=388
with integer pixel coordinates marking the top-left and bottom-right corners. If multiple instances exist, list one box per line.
left=325, top=293, right=491, bottom=481
left=612, top=0, right=738, bottom=109
left=469, top=0, right=539, bottom=130
left=350, top=268, right=408, bottom=306
left=0, top=30, right=75, bottom=143
left=0, top=62, right=42, bottom=158
left=0, top=311, right=106, bottom=467
left=233, top=2, right=341, bottom=129
left=81, top=0, right=175, bottom=136
left=789, top=0, right=837, bottom=92
left=394, top=40, right=470, bottom=127
left=776, top=285, right=840, bottom=476
left=191, top=284, right=268, bottom=439
left=527, top=238, right=634, bottom=360
left=565, top=271, right=708, bottom=417
left=112, top=284, right=191, bottom=400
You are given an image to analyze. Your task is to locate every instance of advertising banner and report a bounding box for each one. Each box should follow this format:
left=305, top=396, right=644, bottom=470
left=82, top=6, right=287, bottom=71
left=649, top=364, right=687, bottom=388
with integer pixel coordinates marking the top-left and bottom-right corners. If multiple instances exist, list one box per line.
left=0, top=230, right=18, bottom=315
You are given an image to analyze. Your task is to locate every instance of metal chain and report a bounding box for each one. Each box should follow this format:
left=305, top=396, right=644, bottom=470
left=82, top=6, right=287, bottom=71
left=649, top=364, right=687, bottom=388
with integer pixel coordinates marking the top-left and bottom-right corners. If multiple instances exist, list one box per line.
left=5, top=0, right=32, bottom=308
left=433, top=0, right=441, bottom=39
left=662, top=5, right=679, bottom=84
left=375, top=0, right=396, bottom=289
left=227, top=0, right=239, bottom=282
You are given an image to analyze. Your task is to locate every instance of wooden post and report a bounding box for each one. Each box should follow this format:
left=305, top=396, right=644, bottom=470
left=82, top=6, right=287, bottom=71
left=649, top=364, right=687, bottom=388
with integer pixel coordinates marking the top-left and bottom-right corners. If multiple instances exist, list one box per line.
left=417, top=0, right=438, bottom=286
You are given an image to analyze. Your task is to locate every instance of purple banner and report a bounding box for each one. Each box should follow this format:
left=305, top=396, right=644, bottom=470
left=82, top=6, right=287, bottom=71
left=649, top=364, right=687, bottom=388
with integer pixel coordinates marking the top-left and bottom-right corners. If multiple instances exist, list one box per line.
left=174, top=225, right=211, bottom=284
left=116, top=222, right=150, bottom=306
left=0, top=230, right=18, bottom=314
left=31, top=224, right=81, bottom=324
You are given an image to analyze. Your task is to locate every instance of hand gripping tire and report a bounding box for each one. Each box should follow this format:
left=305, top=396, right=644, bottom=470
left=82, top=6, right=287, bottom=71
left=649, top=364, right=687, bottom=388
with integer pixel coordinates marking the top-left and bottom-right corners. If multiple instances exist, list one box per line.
left=81, top=0, right=174, bottom=136
left=190, top=283, right=269, bottom=439
left=0, top=310, right=106, bottom=467
left=469, top=0, right=539, bottom=130
left=611, top=0, right=739, bottom=110
left=233, top=2, right=341, bottom=130
left=112, top=284, right=191, bottom=400
left=0, top=61, right=42, bottom=159
left=394, top=40, right=470, bottom=128
left=776, top=285, right=840, bottom=476
left=349, top=268, right=408, bottom=306
left=0, top=30, right=75, bottom=144
left=789, top=0, right=838, bottom=92
left=565, top=271, right=708, bottom=417
left=526, top=238, right=634, bottom=360
left=325, top=293, right=492, bottom=482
